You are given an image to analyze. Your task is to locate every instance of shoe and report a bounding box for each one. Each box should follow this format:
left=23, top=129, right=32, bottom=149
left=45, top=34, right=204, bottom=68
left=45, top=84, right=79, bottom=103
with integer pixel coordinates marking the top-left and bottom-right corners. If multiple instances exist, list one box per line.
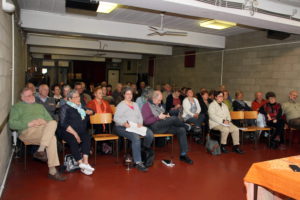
left=33, top=151, right=48, bottom=162
left=135, top=162, right=148, bottom=172
left=179, top=155, right=193, bottom=164
left=48, top=172, right=67, bottom=181
left=232, top=146, right=244, bottom=154
left=221, top=145, right=229, bottom=154
left=81, top=168, right=93, bottom=175
left=79, top=163, right=95, bottom=172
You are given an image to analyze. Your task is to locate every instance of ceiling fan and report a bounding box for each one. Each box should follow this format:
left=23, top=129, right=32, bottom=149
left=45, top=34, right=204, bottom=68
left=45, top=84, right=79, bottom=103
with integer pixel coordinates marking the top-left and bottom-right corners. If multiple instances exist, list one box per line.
left=148, top=13, right=188, bottom=36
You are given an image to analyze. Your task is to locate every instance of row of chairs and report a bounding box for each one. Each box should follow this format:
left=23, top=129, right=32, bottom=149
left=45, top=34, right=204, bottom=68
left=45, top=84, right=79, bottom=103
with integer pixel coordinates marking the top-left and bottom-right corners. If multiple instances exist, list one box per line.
left=210, top=111, right=272, bottom=148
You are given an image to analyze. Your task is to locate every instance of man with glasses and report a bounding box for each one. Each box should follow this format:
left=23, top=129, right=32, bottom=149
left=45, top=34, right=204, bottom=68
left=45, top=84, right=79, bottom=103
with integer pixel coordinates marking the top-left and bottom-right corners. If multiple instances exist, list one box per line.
left=9, top=87, right=66, bottom=181
left=208, top=91, right=244, bottom=154
left=282, top=90, right=300, bottom=130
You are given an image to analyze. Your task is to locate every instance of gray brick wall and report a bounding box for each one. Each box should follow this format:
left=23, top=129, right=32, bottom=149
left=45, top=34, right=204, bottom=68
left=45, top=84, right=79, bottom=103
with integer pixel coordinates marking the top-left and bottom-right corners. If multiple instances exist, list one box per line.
left=0, top=5, right=26, bottom=188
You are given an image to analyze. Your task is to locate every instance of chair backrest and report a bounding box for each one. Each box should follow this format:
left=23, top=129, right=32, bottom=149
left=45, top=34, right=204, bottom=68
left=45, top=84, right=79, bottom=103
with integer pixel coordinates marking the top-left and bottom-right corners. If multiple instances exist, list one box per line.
left=90, top=113, right=112, bottom=124
left=230, top=111, right=244, bottom=120
left=244, top=111, right=258, bottom=120
left=110, top=105, right=116, bottom=114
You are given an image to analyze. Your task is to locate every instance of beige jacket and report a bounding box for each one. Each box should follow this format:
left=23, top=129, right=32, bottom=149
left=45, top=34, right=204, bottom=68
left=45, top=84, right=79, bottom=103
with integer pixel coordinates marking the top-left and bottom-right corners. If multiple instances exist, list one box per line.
left=282, top=100, right=300, bottom=121
left=208, top=100, right=231, bottom=129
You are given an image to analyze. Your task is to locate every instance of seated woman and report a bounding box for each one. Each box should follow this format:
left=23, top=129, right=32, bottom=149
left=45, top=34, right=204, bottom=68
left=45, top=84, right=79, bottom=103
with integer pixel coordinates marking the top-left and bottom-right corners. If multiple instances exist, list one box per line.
left=87, top=86, right=113, bottom=134
left=58, top=90, right=95, bottom=175
left=198, top=90, right=210, bottom=133
left=166, top=89, right=182, bottom=116
left=87, top=86, right=112, bottom=114
left=232, top=90, right=251, bottom=111
left=182, top=88, right=204, bottom=134
left=101, top=86, right=114, bottom=105
left=223, top=90, right=233, bottom=111
left=259, top=92, right=285, bottom=149
left=208, top=91, right=244, bottom=154
left=136, top=86, right=153, bottom=110
left=114, top=87, right=154, bottom=172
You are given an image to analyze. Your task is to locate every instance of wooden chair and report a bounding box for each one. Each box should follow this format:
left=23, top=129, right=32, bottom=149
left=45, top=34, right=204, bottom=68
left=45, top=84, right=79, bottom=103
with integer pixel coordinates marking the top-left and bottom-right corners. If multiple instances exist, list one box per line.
left=110, top=105, right=116, bottom=115
left=153, top=133, right=174, bottom=158
left=244, top=111, right=272, bottom=147
left=90, top=113, right=119, bottom=164
left=124, top=133, right=174, bottom=158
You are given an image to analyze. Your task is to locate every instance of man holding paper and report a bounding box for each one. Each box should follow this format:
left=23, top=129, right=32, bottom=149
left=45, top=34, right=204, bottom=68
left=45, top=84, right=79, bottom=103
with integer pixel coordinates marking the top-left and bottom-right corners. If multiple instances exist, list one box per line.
left=114, top=87, right=154, bottom=172
left=208, top=91, right=244, bottom=154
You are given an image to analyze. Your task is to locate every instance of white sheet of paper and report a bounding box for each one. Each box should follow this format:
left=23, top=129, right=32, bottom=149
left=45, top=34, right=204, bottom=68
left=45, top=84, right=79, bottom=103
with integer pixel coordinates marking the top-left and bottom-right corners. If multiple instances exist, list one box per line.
left=126, top=121, right=147, bottom=136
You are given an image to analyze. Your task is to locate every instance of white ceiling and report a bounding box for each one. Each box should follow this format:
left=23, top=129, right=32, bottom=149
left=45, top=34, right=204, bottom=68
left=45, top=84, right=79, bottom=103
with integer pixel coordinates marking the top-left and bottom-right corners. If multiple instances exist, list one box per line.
left=17, top=0, right=255, bottom=37
left=16, top=0, right=300, bottom=60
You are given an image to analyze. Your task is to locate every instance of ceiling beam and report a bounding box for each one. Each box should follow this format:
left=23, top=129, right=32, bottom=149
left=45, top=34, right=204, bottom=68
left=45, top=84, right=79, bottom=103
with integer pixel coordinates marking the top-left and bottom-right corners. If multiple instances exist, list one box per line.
left=29, top=46, right=142, bottom=59
left=31, top=53, right=106, bottom=62
left=21, top=9, right=226, bottom=49
left=27, top=33, right=172, bottom=56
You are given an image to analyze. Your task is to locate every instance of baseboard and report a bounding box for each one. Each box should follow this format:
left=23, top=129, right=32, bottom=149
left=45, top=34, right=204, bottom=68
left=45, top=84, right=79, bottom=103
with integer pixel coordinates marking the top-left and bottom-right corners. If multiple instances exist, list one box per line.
left=0, top=147, right=15, bottom=198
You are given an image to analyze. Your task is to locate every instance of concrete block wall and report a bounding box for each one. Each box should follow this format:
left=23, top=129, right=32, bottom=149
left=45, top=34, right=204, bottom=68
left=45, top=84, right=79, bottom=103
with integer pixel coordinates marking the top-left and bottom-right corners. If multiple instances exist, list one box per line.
left=223, top=31, right=300, bottom=102
left=153, top=47, right=222, bottom=92
left=0, top=3, right=26, bottom=190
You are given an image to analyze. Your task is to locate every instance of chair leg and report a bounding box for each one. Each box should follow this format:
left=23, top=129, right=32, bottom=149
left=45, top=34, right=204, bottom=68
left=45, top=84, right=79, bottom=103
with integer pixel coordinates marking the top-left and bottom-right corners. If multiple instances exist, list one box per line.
left=153, top=138, right=156, bottom=151
left=124, top=138, right=127, bottom=154
left=24, top=144, right=27, bottom=170
left=62, top=142, right=65, bottom=160
left=94, top=141, right=97, bottom=165
left=116, top=139, right=119, bottom=163
left=171, top=137, right=174, bottom=159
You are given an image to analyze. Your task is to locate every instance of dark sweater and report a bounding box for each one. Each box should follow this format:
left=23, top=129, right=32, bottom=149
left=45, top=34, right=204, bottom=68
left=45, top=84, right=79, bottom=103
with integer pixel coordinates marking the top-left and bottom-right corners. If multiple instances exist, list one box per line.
left=141, top=102, right=160, bottom=126
left=165, top=94, right=182, bottom=112
left=232, top=100, right=252, bottom=111
left=57, top=104, right=88, bottom=138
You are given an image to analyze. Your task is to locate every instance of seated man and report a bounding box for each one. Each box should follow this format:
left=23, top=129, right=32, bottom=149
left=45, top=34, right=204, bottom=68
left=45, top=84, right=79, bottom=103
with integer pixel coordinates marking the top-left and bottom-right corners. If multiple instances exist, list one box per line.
left=251, top=92, right=267, bottom=111
left=141, top=90, right=193, bottom=164
left=232, top=90, right=252, bottom=111
left=35, top=84, right=57, bottom=121
left=9, top=87, right=65, bottom=181
left=208, top=91, right=244, bottom=154
left=282, top=90, right=300, bottom=130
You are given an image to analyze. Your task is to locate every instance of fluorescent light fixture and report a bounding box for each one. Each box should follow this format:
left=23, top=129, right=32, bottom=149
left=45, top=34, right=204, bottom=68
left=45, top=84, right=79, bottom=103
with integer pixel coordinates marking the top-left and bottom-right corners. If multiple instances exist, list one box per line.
left=97, top=1, right=118, bottom=13
left=200, top=20, right=236, bottom=30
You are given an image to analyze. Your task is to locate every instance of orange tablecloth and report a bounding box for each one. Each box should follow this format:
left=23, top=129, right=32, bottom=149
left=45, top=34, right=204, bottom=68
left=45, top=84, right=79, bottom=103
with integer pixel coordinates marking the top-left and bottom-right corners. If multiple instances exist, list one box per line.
left=244, top=155, right=300, bottom=200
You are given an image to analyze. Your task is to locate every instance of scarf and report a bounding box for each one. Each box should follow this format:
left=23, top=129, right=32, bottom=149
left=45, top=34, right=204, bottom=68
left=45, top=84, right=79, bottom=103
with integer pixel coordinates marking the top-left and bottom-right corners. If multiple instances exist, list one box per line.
left=148, top=100, right=165, bottom=117
left=67, top=101, right=86, bottom=120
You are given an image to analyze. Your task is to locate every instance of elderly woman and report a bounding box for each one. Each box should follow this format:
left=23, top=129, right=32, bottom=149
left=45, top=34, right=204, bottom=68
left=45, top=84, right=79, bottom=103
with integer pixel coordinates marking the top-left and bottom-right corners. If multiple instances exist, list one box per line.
left=136, top=86, right=153, bottom=110
left=87, top=87, right=112, bottom=114
left=208, top=91, right=244, bottom=154
left=182, top=88, right=203, bottom=130
left=114, top=87, right=154, bottom=172
left=165, top=89, right=182, bottom=116
left=58, top=90, right=95, bottom=175
left=259, top=92, right=285, bottom=149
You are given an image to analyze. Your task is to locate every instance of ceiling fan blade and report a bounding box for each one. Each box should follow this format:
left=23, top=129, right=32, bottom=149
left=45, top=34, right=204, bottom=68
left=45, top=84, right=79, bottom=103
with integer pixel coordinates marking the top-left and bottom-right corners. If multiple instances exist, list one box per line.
left=147, top=32, right=158, bottom=36
left=164, top=31, right=188, bottom=36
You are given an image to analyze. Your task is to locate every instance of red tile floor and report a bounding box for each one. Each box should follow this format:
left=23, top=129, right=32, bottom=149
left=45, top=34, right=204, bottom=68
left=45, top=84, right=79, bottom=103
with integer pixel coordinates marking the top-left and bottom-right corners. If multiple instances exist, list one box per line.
left=2, top=139, right=300, bottom=200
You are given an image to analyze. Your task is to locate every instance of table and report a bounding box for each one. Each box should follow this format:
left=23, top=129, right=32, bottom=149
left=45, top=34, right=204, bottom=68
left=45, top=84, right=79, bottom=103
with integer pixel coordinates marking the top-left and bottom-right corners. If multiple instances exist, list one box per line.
left=244, top=155, right=300, bottom=200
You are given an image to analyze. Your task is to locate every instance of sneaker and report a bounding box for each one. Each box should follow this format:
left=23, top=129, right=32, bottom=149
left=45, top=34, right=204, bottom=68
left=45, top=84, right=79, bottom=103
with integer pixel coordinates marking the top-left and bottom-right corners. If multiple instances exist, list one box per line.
left=81, top=168, right=93, bottom=175
left=79, top=163, right=95, bottom=172
left=179, top=155, right=193, bottom=164
left=135, top=162, right=148, bottom=172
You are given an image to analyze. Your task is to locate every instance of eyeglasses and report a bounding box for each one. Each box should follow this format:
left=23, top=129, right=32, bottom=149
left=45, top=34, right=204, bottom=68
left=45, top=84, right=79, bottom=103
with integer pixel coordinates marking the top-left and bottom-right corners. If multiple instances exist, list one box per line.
left=217, top=95, right=224, bottom=98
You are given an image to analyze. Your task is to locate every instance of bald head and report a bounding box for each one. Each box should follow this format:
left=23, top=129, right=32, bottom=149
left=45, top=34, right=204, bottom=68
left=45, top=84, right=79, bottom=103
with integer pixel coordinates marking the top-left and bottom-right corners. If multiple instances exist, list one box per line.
left=255, top=92, right=263, bottom=101
left=289, top=90, right=298, bottom=101
left=152, top=90, right=163, bottom=105
left=39, top=84, right=49, bottom=98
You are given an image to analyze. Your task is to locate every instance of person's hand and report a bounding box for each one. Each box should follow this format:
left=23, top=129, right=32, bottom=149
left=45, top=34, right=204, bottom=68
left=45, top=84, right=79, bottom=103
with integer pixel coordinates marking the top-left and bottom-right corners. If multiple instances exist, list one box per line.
left=194, top=113, right=199, bottom=118
left=137, top=124, right=143, bottom=128
left=123, top=122, right=130, bottom=128
left=75, top=135, right=82, bottom=143
left=224, top=120, right=230, bottom=125
left=273, top=119, right=277, bottom=123
left=267, top=114, right=272, bottom=121
left=85, top=110, right=93, bottom=115
left=28, top=120, right=39, bottom=128
left=175, top=104, right=181, bottom=109
left=159, top=113, right=167, bottom=119
left=37, top=119, right=47, bottom=125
